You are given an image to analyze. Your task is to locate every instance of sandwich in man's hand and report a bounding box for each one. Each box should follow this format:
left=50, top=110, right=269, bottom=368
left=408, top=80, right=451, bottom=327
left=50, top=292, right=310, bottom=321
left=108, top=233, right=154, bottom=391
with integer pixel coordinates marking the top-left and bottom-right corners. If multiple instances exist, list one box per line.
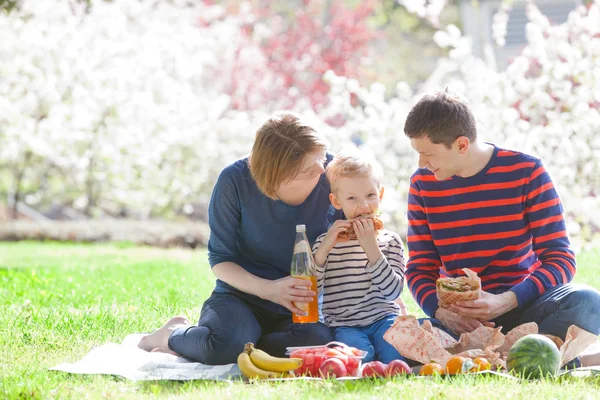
left=436, top=268, right=481, bottom=309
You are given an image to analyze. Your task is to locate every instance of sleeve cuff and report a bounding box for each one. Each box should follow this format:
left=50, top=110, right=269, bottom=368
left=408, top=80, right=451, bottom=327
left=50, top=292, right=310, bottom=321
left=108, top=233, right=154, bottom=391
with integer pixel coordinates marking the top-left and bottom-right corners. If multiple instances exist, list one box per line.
left=510, top=279, right=542, bottom=309
left=422, top=292, right=440, bottom=318
left=365, top=254, right=386, bottom=274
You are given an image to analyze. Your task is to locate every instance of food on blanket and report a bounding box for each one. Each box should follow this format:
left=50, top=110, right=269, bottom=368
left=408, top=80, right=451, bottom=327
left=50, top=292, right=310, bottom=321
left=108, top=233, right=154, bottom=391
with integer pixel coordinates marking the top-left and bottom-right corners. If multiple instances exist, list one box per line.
left=470, top=357, right=492, bottom=372
left=318, top=358, right=347, bottom=378
left=436, top=268, right=481, bottom=308
left=361, top=361, right=387, bottom=378
left=506, top=334, right=561, bottom=379
left=386, top=359, right=412, bottom=376
left=237, top=343, right=297, bottom=379
left=445, top=355, right=474, bottom=375
left=419, top=362, right=444, bottom=376
left=338, top=214, right=384, bottom=240
left=288, top=344, right=366, bottom=377
left=246, top=343, right=303, bottom=372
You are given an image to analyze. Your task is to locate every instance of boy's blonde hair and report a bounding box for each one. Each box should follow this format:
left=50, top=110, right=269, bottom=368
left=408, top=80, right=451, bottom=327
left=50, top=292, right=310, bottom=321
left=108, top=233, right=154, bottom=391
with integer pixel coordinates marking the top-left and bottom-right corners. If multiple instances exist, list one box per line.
left=249, top=111, right=327, bottom=199
left=326, top=148, right=384, bottom=193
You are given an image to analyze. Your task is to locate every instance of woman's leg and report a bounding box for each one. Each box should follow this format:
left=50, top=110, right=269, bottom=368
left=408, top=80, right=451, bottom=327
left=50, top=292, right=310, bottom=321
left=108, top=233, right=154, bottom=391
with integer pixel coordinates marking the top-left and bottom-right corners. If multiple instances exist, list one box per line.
left=168, top=292, right=263, bottom=365
left=257, top=317, right=334, bottom=358
left=333, top=326, right=375, bottom=363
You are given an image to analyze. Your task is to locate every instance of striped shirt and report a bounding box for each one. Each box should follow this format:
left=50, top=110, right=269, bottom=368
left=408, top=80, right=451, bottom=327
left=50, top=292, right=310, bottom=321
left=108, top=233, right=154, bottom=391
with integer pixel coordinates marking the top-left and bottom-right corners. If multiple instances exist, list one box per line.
left=311, top=230, right=406, bottom=328
left=406, top=145, right=576, bottom=318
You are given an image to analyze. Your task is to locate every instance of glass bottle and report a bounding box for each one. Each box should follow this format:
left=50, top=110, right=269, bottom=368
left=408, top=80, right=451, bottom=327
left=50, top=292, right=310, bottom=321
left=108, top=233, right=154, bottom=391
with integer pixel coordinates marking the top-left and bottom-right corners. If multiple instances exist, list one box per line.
left=290, top=224, right=319, bottom=323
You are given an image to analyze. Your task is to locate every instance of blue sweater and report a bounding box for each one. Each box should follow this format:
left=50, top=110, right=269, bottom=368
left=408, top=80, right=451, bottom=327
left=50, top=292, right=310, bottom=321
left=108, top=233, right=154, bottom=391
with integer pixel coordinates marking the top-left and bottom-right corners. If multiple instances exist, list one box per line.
left=207, top=153, right=344, bottom=314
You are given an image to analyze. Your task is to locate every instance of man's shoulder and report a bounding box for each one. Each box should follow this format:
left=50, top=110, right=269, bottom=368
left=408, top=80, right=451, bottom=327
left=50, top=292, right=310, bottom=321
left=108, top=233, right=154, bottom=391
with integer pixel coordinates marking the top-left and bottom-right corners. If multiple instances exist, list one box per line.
left=494, top=145, right=542, bottom=167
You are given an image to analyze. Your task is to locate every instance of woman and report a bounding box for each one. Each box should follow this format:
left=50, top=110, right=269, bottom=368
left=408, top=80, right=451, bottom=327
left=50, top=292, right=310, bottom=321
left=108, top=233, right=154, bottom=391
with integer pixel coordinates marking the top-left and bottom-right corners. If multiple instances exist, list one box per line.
left=138, top=111, right=344, bottom=364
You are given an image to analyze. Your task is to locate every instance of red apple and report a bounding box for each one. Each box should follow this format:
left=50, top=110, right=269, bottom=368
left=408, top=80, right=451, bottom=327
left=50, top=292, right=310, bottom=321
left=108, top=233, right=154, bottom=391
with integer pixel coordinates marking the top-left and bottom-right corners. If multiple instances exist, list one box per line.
left=386, top=359, right=412, bottom=376
left=361, top=361, right=387, bottom=378
left=318, top=357, right=347, bottom=378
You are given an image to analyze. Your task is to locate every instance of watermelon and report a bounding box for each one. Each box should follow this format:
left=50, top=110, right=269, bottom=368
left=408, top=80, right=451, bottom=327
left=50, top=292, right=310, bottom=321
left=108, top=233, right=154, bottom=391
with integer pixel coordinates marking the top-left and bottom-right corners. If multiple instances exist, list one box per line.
left=506, top=334, right=561, bottom=379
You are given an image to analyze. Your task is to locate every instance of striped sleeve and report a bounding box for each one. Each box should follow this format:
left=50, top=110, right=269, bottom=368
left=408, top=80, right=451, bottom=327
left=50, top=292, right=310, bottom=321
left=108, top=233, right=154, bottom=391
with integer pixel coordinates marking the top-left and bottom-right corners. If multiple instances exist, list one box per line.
left=406, top=178, right=443, bottom=318
left=364, top=234, right=405, bottom=301
left=509, top=161, right=576, bottom=307
left=311, top=234, right=327, bottom=295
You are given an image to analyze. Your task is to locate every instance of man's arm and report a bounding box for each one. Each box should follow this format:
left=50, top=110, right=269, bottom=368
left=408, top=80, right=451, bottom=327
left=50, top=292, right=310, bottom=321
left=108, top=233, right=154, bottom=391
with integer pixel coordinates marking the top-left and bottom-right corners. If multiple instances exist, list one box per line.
left=509, top=160, right=576, bottom=308
left=406, top=178, right=443, bottom=318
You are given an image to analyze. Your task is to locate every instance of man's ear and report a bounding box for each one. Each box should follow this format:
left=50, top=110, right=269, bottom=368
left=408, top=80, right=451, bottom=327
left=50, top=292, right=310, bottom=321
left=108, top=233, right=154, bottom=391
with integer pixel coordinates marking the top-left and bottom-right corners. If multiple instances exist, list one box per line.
left=330, top=193, right=343, bottom=210
left=378, top=186, right=385, bottom=201
left=455, top=136, right=470, bottom=153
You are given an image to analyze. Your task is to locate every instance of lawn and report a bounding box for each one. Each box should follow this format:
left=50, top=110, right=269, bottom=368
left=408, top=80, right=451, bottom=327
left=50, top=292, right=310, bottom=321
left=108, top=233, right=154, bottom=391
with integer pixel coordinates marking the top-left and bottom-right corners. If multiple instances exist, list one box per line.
left=1, top=241, right=599, bottom=399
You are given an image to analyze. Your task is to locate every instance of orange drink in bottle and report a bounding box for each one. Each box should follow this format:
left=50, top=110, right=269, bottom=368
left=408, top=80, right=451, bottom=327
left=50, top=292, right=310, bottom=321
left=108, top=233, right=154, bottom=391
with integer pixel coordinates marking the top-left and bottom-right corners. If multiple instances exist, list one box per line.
left=291, top=224, right=319, bottom=324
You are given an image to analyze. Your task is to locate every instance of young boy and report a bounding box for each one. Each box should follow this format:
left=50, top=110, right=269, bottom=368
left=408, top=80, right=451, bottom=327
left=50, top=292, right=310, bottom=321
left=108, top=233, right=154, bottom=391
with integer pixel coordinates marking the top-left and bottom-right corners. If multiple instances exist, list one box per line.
left=311, top=149, right=407, bottom=364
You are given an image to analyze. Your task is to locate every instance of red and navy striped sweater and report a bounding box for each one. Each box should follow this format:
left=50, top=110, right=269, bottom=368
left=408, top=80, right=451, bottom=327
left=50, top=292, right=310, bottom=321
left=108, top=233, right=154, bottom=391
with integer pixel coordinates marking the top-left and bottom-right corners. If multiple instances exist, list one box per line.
left=406, top=145, right=576, bottom=318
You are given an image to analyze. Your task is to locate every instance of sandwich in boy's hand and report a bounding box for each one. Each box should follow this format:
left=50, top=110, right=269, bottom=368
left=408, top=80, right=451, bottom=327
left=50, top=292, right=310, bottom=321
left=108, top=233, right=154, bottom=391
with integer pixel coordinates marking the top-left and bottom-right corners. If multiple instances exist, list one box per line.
left=436, top=268, right=481, bottom=308
left=338, top=213, right=384, bottom=241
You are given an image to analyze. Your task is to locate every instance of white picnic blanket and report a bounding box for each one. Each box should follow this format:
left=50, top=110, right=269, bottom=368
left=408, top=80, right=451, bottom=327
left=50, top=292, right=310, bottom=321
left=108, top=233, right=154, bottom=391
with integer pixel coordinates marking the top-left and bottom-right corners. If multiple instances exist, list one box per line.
left=50, top=334, right=242, bottom=381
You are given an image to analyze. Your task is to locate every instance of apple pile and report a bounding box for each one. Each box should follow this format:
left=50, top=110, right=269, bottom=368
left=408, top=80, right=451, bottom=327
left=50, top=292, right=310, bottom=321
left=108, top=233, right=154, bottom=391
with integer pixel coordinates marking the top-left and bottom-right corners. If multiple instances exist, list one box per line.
left=362, top=360, right=412, bottom=378
left=289, top=345, right=364, bottom=377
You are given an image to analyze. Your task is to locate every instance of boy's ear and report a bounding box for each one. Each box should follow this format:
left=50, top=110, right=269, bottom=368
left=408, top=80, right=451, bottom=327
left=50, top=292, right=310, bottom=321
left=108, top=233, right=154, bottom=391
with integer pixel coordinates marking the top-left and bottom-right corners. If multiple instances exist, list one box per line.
left=378, top=186, right=385, bottom=201
left=329, top=193, right=343, bottom=210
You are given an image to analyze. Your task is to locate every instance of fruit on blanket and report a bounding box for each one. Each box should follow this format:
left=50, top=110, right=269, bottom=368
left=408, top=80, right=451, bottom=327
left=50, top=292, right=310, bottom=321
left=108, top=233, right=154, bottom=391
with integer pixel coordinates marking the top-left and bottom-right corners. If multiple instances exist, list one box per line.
left=361, top=361, right=387, bottom=377
left=470, top=357, right=492, bottom=372
left=386, top=359, right=412, bottom=376
left=237, top=351, right=284, bottom=379
left=318, top=358, right=347, bottom=378
left=419, top=362, right=444, bottom=376
left=246, top=343, right=303, bottom=372
left=506, top=334, right=561, bottom=379
left=445, top=356, right=474, bottom=375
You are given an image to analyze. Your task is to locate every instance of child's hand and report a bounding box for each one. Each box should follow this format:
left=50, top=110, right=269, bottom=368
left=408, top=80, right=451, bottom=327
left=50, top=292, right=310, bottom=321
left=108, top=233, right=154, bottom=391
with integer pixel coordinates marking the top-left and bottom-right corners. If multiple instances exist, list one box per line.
left=321, top=220, right=352, bottom=250
left=314, top=220, right=352, bottom=267
left=353, top=218, right=382, bottom=265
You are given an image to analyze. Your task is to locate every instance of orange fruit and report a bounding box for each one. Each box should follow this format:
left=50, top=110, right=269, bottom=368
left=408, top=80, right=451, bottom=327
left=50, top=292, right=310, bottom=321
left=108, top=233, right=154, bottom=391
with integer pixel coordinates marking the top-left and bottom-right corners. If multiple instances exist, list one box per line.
left=471, top=357, right=492, bottom=372
left=445, top=356, right=474, bottom=375
left=419, top=362, right=444, bottom=376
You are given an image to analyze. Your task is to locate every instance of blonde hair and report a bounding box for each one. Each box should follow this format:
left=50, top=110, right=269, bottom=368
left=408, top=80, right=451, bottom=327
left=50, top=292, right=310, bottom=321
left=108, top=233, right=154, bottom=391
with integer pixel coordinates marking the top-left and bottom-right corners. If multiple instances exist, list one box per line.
left=249, top=111, right=327, bottom=199
left=326, top=148, right=384, bottom=193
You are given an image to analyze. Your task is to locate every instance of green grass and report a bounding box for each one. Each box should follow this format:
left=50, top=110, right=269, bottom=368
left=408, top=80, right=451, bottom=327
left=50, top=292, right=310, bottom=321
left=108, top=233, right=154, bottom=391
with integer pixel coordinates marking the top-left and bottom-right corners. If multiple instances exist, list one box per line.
left=1, top=241, right=599, bottom=399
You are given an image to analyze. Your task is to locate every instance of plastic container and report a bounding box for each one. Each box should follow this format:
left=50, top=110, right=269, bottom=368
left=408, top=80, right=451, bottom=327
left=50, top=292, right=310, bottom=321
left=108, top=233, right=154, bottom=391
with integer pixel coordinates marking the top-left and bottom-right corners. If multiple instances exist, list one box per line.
left=286, top=341, right=368, bottom=377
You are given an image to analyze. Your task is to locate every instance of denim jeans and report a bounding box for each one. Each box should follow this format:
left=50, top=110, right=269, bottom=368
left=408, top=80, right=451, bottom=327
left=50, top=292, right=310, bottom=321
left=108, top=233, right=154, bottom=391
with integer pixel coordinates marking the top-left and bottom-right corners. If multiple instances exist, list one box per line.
left=492, top=283, right=600, bottom=337
left=168, top=291, right=334, bottom=365
left=333, top=315, right=404, bottom=364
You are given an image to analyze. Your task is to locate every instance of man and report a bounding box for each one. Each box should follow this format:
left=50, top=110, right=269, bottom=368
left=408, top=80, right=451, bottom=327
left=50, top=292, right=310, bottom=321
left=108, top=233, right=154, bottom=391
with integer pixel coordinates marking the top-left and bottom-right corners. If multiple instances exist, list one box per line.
left=403, top=89, right=600, bottom=346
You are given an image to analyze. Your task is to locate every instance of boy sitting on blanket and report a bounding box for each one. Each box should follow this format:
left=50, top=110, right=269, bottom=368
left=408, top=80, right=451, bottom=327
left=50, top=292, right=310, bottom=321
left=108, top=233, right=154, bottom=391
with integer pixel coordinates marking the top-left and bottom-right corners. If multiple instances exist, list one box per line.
left=310, top=149, right=408, bottom=363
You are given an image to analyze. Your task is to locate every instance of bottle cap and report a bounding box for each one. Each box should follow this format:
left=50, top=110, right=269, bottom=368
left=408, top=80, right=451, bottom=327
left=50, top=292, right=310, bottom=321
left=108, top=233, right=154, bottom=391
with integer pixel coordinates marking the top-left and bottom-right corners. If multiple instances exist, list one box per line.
left=296, top=224, right=306, bottom=232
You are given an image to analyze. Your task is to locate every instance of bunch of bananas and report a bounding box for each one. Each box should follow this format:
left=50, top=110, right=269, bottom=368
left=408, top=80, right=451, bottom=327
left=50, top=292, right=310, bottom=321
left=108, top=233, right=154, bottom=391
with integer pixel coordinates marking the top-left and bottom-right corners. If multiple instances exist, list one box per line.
left=237, top=342, right=303, bottom=379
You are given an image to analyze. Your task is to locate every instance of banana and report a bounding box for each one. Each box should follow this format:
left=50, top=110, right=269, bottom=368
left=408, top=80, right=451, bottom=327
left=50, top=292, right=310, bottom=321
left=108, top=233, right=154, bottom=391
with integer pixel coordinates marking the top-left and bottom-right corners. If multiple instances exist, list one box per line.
left=237, top=350, right=284, bottom=379
left=246, top=342, right=303, bottom=373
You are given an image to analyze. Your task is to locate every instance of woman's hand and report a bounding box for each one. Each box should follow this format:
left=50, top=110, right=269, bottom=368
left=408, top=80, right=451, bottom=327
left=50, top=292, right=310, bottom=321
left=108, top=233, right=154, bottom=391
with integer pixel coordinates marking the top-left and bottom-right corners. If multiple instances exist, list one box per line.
left=353, top=218, right=382, bottom=265
left=434, top=307, right=495, bottom=335
left=262, top=276, right=317, bottom=315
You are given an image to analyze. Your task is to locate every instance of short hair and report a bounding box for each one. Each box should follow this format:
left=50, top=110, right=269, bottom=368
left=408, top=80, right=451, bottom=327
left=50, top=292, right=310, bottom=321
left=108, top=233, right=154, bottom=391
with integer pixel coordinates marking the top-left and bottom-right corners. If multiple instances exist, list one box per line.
left=249, top=111, right=327, bottom=199
left=326, top=148, right=383, bottom=193
left=404, top=88, right=477, bottom=148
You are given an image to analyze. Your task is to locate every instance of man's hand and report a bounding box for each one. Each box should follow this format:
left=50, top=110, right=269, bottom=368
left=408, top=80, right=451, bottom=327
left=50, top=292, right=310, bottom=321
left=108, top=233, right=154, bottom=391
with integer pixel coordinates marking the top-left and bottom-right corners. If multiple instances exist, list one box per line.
left=262, top=276, right=316, bottom=315
left=448, top=290, right=518, bottom=321
left=353, top=218, right=382, bottom=266
left=314, top=220, right=352, bottom=266
left=435, top=307, right=495, bottom=335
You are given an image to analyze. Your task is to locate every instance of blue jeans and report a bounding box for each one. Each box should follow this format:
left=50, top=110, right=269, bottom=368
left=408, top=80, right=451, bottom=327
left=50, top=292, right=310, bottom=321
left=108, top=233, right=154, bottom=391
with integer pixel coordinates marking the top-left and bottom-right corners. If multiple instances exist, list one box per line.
left=333, top=315, right=404, bottom=364
left=168, top=291, right=334, bottom=365
left=492, top=283, right=600, bottom=338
